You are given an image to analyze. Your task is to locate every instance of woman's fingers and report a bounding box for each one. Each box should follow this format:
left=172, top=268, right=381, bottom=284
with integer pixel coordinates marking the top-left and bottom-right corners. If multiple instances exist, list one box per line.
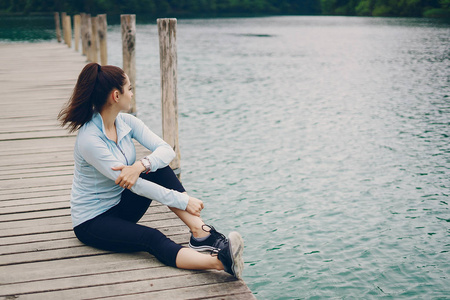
left=111, top=165, right=125, bottom=171
left=186, top=196, right=204, bottom=216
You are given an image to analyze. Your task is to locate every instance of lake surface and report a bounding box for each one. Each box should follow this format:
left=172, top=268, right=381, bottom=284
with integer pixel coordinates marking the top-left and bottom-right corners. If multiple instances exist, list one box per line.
left=2, top=15, right=449, bottom=299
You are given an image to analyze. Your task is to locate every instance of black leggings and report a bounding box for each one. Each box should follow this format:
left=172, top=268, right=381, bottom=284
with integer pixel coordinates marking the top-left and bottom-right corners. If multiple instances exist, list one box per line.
left=73, top=166, right=186, bottom=267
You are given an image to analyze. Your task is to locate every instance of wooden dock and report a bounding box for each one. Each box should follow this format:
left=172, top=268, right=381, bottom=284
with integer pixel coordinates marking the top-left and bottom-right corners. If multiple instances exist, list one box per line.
left=0, top=43, right=255, bottom=299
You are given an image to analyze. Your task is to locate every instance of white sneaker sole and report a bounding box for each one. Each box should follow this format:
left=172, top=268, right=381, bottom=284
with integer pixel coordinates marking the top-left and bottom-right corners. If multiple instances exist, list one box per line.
left=188, top=243, right=217, bottom=252
left=228, top=231, right=244, bottom=279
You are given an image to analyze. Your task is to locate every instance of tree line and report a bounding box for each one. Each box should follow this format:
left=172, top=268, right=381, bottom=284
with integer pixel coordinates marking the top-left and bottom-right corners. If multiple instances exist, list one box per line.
left=1, top=0, right=449, bottom=18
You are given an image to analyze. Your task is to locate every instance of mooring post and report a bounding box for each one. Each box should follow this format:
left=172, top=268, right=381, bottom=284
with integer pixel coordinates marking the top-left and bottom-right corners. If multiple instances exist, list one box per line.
left=121, top=14, right=136, bottom=114
left=74, top=14, right=81, bottom=52
left=91, top=16, right=99, bottom=63
left=61, top=12, right=67, bottom=44
left=157, top=18, right=181, bottom=175
left=54, top=12, right=61, bottom=43
left=97, top=14, right=108, bottom=65
left=80, top=13, right=87, bottom=55
left=85, top=15, right=93, bottom=61
left=65, top=15, right=72, bottom=48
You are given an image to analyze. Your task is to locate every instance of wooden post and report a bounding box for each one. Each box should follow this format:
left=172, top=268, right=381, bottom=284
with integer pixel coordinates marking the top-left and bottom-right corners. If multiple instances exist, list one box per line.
left=54, top=12, right=61, bottom=43
left=85, top=15, right=93, bottom=61
left=61, top=12, right=67, bottom=44
left=121, top=14, right=136, bottom=114
left=65, top=15, right=72, bottom=48
left=80, top=13, right=87, bottom=55
left=157, top=18, right=180, bottom=173
left=97, top=14, right=108, bottom=65
left=90, top=16, right=99, bottom=63
left=74, top=15, right=81, bottom=52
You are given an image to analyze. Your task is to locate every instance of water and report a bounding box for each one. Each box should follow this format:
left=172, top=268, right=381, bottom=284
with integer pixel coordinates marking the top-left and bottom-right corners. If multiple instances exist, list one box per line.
left=3, top=16, right=449, bottom=299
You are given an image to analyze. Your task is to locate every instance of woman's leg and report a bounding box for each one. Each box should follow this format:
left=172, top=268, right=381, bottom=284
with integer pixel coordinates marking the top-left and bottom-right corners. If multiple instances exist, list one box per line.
left=139, top=166, right=228, bottom=254
left=74, top=212, right=182, bottom=267
left=169, top=206, right=209, bottom=238
left=141, top=166, right=209, bottom=238
left=176, top=248, right=223, bottom=270
left=74, top=209, right=227, bottom=272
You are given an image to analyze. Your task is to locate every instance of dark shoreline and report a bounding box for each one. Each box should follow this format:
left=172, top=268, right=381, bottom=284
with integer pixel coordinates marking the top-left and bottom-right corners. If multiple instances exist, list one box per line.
left=0, top=10, right=449, bottom=19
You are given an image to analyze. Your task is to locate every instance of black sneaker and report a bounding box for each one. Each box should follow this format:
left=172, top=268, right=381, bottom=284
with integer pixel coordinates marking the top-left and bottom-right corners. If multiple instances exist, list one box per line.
left=217, top=231, right=244, bottom=279
left=188, top=224, right=228, bottom=253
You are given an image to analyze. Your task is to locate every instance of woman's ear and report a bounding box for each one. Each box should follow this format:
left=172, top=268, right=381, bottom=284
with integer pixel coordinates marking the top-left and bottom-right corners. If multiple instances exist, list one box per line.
left=112, top=90, right=119, bottom=103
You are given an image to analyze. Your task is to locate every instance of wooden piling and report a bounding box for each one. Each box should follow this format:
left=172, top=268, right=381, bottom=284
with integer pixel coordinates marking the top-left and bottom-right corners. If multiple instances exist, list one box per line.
left=61, top=12, right=67, bottom=44
left=65, top=15, right=72, bottom=48
left=90, top=16, right=99, bottom=63
left=54, top=12, right=61, bottom=43
left=85, top=15, right=93, bottom=61
left=74, top=15, right=81, bottom=52
left=121, top=14, right=136, bottom=114
left=157, top=18, right=181, bottom=173
left=97, top=14, right=108, bottom=65
left=80, top=13, right=87, bottom=55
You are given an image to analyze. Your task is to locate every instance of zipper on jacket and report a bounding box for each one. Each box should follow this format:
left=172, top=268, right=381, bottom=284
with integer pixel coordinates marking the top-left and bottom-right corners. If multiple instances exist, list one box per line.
left=116, top=143, right=129, bottom=165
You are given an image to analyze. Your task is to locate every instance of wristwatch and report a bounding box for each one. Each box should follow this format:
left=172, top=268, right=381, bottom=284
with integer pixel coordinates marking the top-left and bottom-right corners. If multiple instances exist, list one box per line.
left=140, top=157, right=151, bottom=174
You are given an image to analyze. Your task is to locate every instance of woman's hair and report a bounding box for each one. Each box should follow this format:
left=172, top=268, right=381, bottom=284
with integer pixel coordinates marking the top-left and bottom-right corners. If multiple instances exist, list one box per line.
left=58, top=63, right=126, bottom=132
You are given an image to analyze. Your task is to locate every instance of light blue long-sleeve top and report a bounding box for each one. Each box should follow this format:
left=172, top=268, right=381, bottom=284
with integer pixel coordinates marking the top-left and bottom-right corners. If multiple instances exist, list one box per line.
left=71, top=112, right=189, bottom=227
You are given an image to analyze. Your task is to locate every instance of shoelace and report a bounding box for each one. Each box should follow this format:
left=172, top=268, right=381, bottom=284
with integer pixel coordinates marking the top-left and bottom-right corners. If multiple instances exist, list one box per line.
left=202, top=224, right=228, bottom=255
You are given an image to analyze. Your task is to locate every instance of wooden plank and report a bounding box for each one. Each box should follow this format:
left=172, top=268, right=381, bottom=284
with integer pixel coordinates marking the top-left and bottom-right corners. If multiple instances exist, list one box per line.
left=3, top=272, right=244, bottom=300
left=0, top=201, right=69, bottom=214
left=0, top=185, right=72, bottom=200
left=0, top=252, right=155, bottom=285
left=0, top=165, right=74, bottom=178
left=0, top=265, right=190, bottom=296
left=0, top=230, right=75, bottom=246
left=0, top=175, right=73, bottom=190
left=0, top=169, right=74, bottom=181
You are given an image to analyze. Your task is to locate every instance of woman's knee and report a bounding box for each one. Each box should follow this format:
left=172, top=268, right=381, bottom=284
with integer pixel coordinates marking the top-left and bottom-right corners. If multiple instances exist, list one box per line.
left=140, top=166, right=185, bottom=193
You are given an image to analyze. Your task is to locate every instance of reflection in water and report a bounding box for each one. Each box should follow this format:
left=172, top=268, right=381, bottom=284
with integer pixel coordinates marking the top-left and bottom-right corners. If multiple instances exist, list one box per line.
left=0, top=16, right=55, bottom=41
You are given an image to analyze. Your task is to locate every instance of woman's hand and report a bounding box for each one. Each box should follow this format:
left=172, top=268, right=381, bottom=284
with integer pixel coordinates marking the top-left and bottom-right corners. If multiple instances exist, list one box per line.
left=186, top=196, right=204, bottom=217
left=112, top=161, right=145, bottom=189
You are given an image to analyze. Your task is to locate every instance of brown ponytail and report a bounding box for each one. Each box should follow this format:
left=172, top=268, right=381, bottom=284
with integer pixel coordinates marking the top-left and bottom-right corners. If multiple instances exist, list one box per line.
left=58, top=63, right=126, bottom=133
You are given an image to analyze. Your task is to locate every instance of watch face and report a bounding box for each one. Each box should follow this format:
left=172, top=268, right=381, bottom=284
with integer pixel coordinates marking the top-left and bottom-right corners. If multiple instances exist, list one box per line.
left=142, top=159, right=150, bottom=169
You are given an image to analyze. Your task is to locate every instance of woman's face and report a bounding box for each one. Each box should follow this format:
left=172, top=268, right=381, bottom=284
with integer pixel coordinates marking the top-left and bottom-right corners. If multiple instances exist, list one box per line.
left=118, top=74, right=133, bottom=111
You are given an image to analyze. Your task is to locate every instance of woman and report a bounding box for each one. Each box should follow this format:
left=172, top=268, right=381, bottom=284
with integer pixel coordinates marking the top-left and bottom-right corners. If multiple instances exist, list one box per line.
left=58, top=63, right=244, bottom=278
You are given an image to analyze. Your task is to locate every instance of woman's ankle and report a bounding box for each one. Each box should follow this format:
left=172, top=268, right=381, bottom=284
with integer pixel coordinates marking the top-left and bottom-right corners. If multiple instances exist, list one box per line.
left=191, top=224, right=210, bottom=238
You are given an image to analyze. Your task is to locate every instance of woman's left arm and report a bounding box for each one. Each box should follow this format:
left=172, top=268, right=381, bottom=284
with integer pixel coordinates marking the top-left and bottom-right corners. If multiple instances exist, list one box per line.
left=124, top=113, right=175, bottom=172
left=112, top=114, right=175, bottom=189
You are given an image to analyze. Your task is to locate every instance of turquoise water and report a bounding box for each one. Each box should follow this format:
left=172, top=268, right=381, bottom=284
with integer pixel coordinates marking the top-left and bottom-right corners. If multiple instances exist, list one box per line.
left=3, top=16, right=449, bottom=299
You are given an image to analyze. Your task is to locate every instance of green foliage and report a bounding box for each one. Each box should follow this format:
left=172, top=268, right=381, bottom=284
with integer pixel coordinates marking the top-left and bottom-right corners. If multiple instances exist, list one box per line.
left=423, top=7, right=450, bottom=16
left=440, top=0, right=450, bottom=8
left=355, top=0, right=373, bottom=15
left=0, top=0, right=448, bottom=18
left=321, top=0, right=337, bottom=15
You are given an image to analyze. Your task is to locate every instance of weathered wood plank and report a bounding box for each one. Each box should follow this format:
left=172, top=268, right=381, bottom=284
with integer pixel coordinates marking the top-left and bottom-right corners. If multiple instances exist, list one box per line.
left=0, top=265, right=192, bottom=296
left=3, top=273, right=244, bottom=300
left=0, top=165, right=74, bottom=179
left=0, top=252, right=154, bottom=285
left=0, top=185, right=72, bottom=200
